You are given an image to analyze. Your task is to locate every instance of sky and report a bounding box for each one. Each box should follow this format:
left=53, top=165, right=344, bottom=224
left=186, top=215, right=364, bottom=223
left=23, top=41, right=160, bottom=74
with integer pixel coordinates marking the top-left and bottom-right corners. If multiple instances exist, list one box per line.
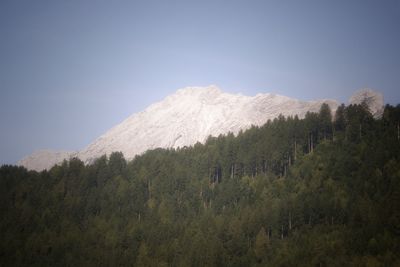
left=0, top=0, right=400, bottom=165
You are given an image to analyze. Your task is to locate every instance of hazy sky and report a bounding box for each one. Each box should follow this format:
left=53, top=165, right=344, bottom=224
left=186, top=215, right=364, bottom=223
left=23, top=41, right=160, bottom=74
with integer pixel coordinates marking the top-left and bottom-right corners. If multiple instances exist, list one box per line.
left=1, top=0, right=400, bottom=165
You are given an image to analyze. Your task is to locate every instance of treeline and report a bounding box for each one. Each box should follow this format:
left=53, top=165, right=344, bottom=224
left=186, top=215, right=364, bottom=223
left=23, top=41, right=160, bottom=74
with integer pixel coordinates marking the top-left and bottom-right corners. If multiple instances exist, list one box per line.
left=1, top=103, right=400, bottom=266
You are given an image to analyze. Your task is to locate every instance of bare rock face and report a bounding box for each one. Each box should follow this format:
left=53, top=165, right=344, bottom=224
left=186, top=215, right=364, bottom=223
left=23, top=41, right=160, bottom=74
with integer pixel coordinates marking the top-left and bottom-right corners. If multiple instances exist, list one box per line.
left=18, top=150, right=76, bottom=172
left=76, top=85, right=339, bottom=164
left=349, top=88, right=384, bottom=118
left=19, top=85, right=354, bottom=170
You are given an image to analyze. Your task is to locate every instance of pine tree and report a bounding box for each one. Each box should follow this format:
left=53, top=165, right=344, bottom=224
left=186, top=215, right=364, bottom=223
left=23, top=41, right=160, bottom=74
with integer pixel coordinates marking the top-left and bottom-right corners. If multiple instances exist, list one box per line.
left=254, top=227, right=269, bottom=261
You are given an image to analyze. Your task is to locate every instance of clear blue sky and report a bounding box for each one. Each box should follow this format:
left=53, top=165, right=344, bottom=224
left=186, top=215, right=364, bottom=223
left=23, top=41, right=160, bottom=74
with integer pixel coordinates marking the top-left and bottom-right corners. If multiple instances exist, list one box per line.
left=1, top=0, right=399, bottom=165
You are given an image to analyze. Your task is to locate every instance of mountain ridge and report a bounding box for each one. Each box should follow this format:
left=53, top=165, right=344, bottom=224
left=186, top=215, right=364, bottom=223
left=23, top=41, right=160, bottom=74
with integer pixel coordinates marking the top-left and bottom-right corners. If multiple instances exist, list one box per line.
left=18, top=86, right=383, bottom=171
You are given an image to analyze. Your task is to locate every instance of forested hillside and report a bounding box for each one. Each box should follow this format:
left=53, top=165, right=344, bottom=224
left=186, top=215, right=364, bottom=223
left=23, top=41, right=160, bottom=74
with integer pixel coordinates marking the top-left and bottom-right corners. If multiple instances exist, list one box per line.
left=1, top=103, right=400, bottom=266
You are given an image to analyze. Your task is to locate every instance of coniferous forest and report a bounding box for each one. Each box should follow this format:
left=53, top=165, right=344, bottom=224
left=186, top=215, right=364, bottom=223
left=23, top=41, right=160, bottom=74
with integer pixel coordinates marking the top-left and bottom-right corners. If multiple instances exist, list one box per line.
left=1, top=103, right=400, bottom=267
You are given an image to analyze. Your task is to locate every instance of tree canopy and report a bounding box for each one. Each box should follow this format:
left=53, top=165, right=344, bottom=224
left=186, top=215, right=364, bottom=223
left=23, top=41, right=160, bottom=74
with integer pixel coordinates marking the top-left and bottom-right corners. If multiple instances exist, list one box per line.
left=1, top=103, right=400, bottom=266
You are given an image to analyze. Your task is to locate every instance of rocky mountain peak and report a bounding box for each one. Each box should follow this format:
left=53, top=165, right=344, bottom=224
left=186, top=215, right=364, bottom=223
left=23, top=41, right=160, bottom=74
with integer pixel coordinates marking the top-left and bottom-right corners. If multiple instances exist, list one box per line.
left=175, top=85, right=221, bottom=97
left=18, top=86, right=384, bottom=171
left=349, top=88, right=384, bottom=117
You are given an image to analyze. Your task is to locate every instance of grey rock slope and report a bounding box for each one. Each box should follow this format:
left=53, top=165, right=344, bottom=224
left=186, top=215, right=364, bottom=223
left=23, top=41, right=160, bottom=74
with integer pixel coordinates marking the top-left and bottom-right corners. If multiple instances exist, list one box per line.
left=18, top=150, right=77, bottom=172
left=348, top=88, right=384, bottom=117
left=19, top=85, right=383, bottom=171
left=76, top=85, right=338, bottom=164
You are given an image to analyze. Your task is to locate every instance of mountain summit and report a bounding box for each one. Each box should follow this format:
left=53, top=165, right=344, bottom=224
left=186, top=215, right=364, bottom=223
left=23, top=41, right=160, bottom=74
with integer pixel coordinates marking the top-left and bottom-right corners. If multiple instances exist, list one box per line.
left=76, top=85, right=339, bottom=164
left=18, top=86, right=382, bottom=171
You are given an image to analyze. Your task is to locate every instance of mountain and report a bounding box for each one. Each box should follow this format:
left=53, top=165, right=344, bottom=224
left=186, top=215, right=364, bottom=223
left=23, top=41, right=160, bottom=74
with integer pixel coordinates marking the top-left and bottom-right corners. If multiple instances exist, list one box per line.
left=5, top=98, right=400, bottom=266
left=348, top=88, right=384, bottom=117
left=17, top=85, right=383, bottom=171
left=17, top=150, right=76, bottom=172
left=76, top=85, right=339, bottom=163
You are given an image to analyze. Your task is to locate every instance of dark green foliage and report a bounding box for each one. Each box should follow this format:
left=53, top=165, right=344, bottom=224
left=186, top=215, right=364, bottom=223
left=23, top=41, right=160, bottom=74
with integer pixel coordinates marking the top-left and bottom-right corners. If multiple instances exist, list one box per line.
left=1, top=104, right=400, bottom=266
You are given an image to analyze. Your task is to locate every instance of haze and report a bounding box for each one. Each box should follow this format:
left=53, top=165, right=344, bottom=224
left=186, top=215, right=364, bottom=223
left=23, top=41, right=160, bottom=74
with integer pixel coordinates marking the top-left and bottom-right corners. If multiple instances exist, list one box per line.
left=1, top=0, right=400, bottom=165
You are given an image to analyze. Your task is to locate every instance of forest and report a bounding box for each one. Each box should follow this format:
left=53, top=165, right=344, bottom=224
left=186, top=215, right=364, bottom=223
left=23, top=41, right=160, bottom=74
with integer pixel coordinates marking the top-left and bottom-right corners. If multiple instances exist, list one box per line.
left=1, top=102, right=400, bottom=266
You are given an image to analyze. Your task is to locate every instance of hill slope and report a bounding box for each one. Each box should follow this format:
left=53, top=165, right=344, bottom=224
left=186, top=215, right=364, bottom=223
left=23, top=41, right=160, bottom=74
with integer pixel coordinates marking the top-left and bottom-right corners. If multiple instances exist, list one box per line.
left=2, top=102, right=399, bottom=266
